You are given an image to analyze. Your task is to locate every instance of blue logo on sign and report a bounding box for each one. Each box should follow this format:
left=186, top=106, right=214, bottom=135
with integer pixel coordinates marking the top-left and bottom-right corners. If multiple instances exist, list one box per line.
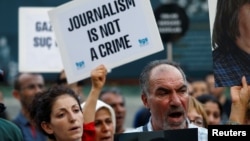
left=138, top=37, right=149, bottom=46
left=75, top=61, right=85, bottom=70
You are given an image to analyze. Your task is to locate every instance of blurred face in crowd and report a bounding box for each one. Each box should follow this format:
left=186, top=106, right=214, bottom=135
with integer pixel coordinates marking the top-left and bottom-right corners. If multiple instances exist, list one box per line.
left=94, top=108, right=114, bottom=141
left=142, top=64, right=189, bottom=130
left=13, top=73, right=44, bottom=111
left=100, top=93, right=126, bottom=133
left=205, top=74, right=225, bottom=98
left=191, top=81, right=208, bottom=98
left=188, top=108, right=204, bottom=127
left=41, top=94, right=83, bottom=141
left=203, top=101, right=221, bottom=125
left=188, top=96, right=208, bottom=128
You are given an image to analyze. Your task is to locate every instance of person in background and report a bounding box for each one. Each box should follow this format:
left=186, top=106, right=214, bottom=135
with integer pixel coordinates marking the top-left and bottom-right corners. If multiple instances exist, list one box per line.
left=0, top=90, right=9, bottom=119
left=205, top=73, right=231, bottom=122
left=190, top=80, right=208, bottom=98
left=12, top=73, right=47, bottom=141
left=0, top=103, right=24, bottom=141
left=196, top=94, right=223, bottom=125
left=199, top=75, right=250, bottom=126
left=188, top=96, right=208, bottom=128
left=29, top=64, right=107, bottom=141
left=82, top=100, right=116, bottom=141
left=99, top=87, right=132, bottom=133
left=56, top=70, right=86, bottom=103
left=0, top=70, right=24, bottom=141
left=0, top=69, right=9, bottom=119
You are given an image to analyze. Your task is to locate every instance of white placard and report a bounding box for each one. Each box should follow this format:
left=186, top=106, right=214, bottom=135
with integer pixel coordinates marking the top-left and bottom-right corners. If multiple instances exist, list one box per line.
left=48, top=0, right=164, bottom=84
left=19, top=7, right=63, bottom=72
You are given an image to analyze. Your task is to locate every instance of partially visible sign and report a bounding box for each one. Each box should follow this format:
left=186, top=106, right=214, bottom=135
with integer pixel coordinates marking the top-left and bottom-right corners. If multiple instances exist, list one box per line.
left=48, top=0, right=164, bottom=84
left=154, top=3, right=189, bottom=43
left=19, top=7, right=63, bottom=72
left=208, top=0, right=217, bottom=50
left=115, top=128, right=198, bottom=141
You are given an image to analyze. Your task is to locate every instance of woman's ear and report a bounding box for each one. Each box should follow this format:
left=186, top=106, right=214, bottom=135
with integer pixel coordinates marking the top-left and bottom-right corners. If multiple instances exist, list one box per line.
left=41, top=121, right=54, bottom=135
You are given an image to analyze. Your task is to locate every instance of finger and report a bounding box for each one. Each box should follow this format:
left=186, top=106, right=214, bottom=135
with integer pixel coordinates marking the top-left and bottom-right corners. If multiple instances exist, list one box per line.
left=242, top=76, right=247, bottom=88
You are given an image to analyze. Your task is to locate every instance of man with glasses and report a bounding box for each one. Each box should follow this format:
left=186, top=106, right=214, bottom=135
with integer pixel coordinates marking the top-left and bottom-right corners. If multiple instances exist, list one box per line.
left=12, top=73, right=47, bottom=141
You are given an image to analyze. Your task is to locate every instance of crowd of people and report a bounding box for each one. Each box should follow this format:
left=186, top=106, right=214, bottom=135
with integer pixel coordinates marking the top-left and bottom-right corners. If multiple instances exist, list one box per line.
left=0, top=0, right=250, bottom=141
left=0, top=58, right=250, bottom=141
left=1, top=0, right=250, bottom=140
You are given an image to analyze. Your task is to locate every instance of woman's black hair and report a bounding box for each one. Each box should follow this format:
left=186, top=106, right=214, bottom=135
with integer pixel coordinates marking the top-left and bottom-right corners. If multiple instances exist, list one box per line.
left=29, top=85, right=82, bottom=140
left=196, top=94, right=223, bottom=116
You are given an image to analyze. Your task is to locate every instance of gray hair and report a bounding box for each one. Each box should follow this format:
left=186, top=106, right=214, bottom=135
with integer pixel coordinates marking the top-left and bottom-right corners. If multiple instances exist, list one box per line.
left=139, top=59, right=187, bottom=95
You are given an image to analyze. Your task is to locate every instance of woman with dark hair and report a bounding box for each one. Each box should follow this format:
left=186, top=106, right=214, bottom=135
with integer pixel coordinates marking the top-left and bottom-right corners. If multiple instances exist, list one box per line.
left=29, top=64, right=107, bottom=141
left=212, top=0, right=250, bottom=87
left=196, top=94, right=223, bottom=125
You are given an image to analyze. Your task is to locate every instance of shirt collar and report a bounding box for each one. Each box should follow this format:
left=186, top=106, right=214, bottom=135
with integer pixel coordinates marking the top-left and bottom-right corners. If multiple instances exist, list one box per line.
left=17, top=112, right=30, bottom=126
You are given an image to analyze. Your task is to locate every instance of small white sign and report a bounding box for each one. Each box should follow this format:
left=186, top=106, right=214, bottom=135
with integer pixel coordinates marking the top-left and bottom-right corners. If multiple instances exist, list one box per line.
left=19, top=7, right=63, bottom=72
left=48, top=0, right=164, bottom=84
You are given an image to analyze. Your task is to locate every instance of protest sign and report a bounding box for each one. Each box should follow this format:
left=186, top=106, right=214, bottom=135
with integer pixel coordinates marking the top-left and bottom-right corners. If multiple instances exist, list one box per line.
left=154, top=3, right=189, bottom=43
left=19, top=7, right=63, bottom=72
left=48, top=0, right=164, bottom=84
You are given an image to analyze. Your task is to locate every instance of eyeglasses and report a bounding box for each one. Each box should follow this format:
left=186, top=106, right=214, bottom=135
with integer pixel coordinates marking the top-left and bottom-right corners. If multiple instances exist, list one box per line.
left=189, top=119, right=204, bottom=127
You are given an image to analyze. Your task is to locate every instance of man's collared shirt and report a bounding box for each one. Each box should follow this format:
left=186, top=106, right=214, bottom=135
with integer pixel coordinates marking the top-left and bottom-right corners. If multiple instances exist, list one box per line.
left=12, top=112, right=47, bottom=141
